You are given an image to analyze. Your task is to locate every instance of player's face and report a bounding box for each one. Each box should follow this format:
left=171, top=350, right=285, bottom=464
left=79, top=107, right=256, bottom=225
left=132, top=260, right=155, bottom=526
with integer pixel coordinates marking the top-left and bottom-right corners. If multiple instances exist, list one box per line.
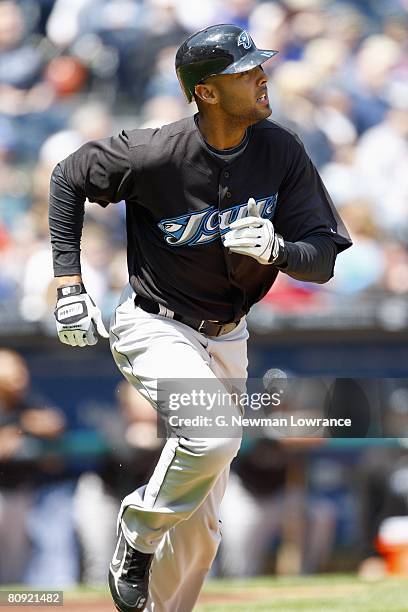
left=214, top=65, right=271, bottom=126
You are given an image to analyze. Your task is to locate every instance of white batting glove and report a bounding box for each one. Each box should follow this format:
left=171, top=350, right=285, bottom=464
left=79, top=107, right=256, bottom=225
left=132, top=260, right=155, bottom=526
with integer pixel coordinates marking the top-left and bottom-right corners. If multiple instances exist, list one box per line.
left=54, top=283, right=109, bottom=347
left=223, top=198, right=283, bottom=265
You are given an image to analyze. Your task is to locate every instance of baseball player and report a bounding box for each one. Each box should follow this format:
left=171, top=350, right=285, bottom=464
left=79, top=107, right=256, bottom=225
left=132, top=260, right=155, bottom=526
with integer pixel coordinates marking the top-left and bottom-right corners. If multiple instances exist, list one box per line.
left=49, top=24, right=351, bottom=612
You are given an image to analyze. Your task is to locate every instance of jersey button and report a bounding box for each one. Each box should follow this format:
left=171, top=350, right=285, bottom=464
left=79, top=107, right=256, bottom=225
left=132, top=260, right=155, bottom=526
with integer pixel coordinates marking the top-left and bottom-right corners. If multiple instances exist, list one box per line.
left=226, top=191, right=231, bottom=198
left=224, top=171, right=230, bottom=178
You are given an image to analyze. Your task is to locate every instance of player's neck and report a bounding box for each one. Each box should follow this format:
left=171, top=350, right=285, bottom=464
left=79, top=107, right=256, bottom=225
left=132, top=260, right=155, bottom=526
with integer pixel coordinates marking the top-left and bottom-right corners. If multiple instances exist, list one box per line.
left=197, top=114, right=246, bottom=150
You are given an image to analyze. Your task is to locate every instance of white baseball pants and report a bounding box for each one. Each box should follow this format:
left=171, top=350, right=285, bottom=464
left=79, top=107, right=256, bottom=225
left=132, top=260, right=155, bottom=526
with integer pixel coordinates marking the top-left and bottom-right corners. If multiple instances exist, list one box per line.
left=109, top=284, right=248, bottom=611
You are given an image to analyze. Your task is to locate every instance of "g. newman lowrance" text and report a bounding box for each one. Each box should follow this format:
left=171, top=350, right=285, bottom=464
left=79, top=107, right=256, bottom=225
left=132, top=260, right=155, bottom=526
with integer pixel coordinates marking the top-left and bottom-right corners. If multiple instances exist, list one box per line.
left=168, top=415, right=352, bottom=428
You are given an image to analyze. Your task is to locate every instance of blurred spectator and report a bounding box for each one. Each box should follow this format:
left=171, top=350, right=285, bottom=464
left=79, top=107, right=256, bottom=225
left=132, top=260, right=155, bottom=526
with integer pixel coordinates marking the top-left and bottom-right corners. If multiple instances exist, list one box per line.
left=103, top=0, right=188, bottom=107
left=220, top=438, right=336, bottom=577
left=248, top=2, right=288, bottom=57
left=172, top=0, right=221, bottom=32
left=320, top=144, right=362, bottom=206
left=216, top=0, right=256, bottom=30
left=382, top=242, right=408, bottom=295
left=354, top=104, right=408, bottom=240
left=0, top=348, right=32, bottom=584
left=345, top=34, right=402, bottom=134
left=355, top=444, right=408, bottom=579
left=104, top=380, right=163, bottom=498
left=272, top=60, right=333, bottom=166
left=42, top=100, right=113, bottom=164
left=0, top=348, right=76, bottom=586
left=0, top=1, right=47, bottom=111
left=326, top=200, right=386, bottom=294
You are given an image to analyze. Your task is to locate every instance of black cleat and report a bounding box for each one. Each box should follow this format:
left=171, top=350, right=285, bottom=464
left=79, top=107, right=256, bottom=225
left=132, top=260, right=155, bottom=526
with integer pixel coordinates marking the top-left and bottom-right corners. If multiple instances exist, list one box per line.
left=108, top=525, right=153, bottom=612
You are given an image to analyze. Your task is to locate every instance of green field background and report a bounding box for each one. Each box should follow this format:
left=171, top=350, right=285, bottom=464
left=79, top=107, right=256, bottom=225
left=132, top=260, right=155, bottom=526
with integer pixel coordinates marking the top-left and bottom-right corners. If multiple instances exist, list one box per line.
left=47, top=575, right=408, bottom=611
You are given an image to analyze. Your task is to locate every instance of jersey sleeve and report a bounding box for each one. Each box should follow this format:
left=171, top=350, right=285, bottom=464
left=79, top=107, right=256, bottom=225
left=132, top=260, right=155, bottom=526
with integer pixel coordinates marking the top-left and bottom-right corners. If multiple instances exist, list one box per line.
left=49, top=130, right=138, bottom=277
left=274, top=134, right=352, bottom=253
left=61, top=130, right=135, bottom=205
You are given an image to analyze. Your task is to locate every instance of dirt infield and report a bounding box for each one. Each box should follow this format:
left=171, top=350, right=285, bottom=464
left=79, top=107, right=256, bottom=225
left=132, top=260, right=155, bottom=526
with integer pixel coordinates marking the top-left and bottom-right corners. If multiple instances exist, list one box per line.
left=2, top=592, right=255, bottom=612
left=4, top=583, right=367, bottom=611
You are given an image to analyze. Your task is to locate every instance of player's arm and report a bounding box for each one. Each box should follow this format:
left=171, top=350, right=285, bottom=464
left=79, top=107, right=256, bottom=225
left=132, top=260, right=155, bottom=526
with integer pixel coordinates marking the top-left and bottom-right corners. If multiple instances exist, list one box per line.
left=272, top=233, right=338, bottom=284
left=274, top=134, right=352, bottom=282
left=223, top=199, right=338, bottom=283
left=224, top=135, right=352, bottom=282
left=49, top=132, right=133, bottom=346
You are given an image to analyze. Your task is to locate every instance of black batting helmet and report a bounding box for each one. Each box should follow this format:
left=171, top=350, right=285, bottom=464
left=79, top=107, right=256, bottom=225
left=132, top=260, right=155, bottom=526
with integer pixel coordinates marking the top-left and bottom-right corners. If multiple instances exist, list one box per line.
left=175, top=24, right=278, bottom=103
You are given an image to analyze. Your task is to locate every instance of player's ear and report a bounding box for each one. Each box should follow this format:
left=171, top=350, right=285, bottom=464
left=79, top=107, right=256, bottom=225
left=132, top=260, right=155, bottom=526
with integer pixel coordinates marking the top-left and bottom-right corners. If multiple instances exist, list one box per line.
left=194, top=82, right=218, bottom=105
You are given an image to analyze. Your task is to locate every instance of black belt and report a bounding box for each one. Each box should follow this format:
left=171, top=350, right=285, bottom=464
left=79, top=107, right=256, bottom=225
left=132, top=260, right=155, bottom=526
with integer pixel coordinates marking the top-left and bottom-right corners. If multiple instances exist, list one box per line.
left=134, top=296, right=240, bottom=337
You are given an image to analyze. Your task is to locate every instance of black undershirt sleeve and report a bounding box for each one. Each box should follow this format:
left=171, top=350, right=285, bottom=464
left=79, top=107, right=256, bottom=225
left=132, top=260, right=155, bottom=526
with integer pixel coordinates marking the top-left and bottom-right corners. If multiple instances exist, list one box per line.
left=49, top=132, right=133, bottom=277
left=274, top=234, right=338, bottom=284
left=271, top=131, right=351, bottom=286
left=49, top=163, right=85, bottom=276
left=267, top=130, right=351, bottom=284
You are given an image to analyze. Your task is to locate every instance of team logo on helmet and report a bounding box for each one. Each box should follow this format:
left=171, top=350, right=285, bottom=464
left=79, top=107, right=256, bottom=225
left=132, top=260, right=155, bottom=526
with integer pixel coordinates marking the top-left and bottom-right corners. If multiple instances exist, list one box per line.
left=237, top=30, right=252, bottom=50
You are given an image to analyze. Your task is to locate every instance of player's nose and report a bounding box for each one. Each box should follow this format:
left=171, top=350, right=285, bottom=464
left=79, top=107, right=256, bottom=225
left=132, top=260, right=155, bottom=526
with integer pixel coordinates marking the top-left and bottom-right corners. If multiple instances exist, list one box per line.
left=255, top=66, right=268, bottom=86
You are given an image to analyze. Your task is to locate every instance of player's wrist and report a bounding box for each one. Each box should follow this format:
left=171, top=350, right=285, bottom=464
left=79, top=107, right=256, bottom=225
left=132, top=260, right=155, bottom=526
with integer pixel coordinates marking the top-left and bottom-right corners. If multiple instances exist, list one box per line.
left=55, top=274, right=82, bottom=284
left=270, top=234, right=287, bottom=266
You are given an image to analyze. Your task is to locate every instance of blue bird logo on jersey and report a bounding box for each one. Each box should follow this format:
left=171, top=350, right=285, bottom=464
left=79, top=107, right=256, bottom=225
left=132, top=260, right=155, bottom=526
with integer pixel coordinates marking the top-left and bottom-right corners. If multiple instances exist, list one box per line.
left=157, top=194, right=278, bottom=247
left=237, top=30, right=252, bottom=50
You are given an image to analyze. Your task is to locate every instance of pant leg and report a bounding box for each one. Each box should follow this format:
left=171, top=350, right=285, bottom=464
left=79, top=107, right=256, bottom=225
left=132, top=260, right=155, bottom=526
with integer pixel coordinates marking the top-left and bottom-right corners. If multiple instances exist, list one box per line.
left=145, top=312, right=250, bottom=610
left=146, top=469, right=228, bottom=612
left=110, top=286, right=244, bottom=552
left=145, top=317, right=249, bottom=611
left=119, top=432, right=240, bottom=553
left=109, top=286, right=248, bottom=610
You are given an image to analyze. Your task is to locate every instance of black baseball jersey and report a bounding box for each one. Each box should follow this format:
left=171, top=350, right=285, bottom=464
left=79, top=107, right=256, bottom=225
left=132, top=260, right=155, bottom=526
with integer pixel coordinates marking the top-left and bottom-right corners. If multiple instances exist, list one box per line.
left=49, top=115, right=352, bottom=322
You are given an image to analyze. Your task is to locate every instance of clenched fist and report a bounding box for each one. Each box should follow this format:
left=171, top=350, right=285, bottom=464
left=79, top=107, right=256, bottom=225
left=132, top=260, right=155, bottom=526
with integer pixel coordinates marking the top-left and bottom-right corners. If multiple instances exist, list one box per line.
left=54, top=283, right=109, bottom=347
left=223, top=197, right=283, bottom=265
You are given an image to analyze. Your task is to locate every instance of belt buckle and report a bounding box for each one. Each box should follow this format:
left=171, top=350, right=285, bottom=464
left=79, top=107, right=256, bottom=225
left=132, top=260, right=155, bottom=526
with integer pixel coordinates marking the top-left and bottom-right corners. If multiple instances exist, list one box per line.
left=198, top=319, right=234, bottom=337
left=198, top=320, right=222, bottom=336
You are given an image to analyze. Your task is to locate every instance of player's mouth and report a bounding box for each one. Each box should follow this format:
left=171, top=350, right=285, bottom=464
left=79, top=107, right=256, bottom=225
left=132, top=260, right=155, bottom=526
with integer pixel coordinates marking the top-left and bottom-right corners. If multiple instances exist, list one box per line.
left=256, top=93, right=269, bottom=106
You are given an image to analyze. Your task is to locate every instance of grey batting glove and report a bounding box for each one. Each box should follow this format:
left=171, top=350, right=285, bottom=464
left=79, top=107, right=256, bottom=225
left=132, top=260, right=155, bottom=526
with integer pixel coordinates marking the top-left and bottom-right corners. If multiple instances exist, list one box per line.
left=54, top=283, right=109, bottom=347
left=223, top=198, right=283, bottom=265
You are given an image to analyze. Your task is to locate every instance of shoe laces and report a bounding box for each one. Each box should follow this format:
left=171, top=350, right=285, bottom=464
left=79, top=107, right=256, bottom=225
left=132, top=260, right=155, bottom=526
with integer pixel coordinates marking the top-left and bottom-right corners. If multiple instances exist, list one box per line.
left=124, top=547, right=152, bottom=580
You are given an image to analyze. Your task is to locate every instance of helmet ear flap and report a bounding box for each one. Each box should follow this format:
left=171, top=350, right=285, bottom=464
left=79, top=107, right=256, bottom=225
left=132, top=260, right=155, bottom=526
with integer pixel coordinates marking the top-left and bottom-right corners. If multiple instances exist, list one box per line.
left=176, top=55, right=231, bottom=104
left=176, top=69, right=193, bottom=103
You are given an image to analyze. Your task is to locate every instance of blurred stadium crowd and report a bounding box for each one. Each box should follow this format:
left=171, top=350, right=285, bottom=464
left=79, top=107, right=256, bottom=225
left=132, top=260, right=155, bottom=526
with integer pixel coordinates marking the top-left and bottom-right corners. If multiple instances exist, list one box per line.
left=0, top=0, right=407, bottom=324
